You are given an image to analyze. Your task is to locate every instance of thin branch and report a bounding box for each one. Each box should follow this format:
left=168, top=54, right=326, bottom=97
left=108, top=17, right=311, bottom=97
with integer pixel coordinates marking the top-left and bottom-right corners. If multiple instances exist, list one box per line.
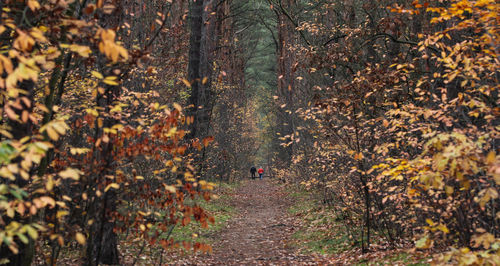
left=276, top=0, right=311, bottom=46
left=266, top=0, right=311, bottom=46
left=144, top=3, right=173, bottom=51
left=323, top=34, right=347, bottom=46
left=257, top=12, right=278, bottom=51
left=364, top=33, right=440, bottom=54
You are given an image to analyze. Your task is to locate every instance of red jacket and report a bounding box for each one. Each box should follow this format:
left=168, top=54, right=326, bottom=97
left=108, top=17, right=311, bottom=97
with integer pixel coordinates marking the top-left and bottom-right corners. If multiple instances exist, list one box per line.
left=258, top=168, right=264, bottom=174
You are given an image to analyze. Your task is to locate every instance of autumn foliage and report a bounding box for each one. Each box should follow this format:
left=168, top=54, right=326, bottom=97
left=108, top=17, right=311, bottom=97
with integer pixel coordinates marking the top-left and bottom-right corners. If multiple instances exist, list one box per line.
left=272, top=0, right=499, bottom=264
left=0, top=0, right=499, bottom=265
left=0, top=0, right=216, bottom=265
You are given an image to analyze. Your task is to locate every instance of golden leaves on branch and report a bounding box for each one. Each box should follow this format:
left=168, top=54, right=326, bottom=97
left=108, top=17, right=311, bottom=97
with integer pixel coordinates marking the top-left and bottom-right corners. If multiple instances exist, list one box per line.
left=40, top=119, right=69, bottom=141
left=60, top=44, right=92, bottom=58
left=98, top=29, right=128, bottom=63
left=13, top=30, right=35, bottom=52
left=0, top=55, right=14, bottom=75
left=27, top=0, right=41, bottom=11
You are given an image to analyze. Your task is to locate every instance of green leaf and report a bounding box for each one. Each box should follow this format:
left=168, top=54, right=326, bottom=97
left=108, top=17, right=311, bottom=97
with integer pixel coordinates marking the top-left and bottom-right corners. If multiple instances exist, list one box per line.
left=415, top=234, right=432, bottom=249
left=9, top=189, right=23, bottom=200
left=25, top=225, right=38, bottom=240
left=16, top=233, right=28, bottom=244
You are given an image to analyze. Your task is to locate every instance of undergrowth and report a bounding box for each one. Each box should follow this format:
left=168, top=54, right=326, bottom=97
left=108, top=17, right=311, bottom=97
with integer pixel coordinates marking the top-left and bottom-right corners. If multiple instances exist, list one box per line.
left=170, top=181, right=238, bottom=244
left=287, top=186, right=430, bottom=265
left=119, top=180, right=240, bottom=264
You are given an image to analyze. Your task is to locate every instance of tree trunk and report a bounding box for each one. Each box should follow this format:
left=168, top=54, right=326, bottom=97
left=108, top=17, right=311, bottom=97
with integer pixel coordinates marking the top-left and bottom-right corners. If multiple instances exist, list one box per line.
left=84, top=3, right=125, bottom=264
left=276, top=0, right=296, bottom=163
left=187, top=0, right=204, bottom=140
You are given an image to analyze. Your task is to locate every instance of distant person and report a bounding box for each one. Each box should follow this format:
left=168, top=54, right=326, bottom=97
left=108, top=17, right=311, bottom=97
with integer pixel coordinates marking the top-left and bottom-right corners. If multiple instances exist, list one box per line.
left=250, top=166, right=256, bottom=179
left=258, top=167, right=264, bottom=180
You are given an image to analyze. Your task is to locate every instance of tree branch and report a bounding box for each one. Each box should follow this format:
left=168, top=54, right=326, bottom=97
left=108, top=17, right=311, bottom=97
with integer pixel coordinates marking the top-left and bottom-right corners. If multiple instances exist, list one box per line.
left=267, top=0, right=311, bottom=46
left=363, top=33, right=440, bottom=54
left=324, top=34, right=348, bottom=46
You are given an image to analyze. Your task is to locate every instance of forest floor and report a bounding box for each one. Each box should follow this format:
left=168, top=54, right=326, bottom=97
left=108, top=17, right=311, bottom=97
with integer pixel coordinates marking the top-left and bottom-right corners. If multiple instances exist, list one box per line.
left=167, top=178, right=330, bottom=265
left=48, top=178, right=428, bottom=265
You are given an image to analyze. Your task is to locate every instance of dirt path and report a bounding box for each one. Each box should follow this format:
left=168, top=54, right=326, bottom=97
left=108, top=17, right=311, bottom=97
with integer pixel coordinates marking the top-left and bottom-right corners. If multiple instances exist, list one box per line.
left=172, top=179, right=328, bottom=265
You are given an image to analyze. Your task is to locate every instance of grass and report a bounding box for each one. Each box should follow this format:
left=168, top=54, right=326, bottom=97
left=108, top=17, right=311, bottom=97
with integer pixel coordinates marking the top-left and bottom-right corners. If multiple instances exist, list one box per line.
left=356, top=252, right=429, bottom=266
left=168, top=182, right=238, bottom=244
left=119, top=180, right=241, bottom=264
left=287, top=188, right=352, bottom=255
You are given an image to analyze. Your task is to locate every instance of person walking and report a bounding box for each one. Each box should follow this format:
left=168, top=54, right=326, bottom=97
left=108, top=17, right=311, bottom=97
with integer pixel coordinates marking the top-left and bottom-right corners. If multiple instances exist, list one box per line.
left=250, top=166, right=257, bottom=179
left=258, top=167, right=264, bottom=180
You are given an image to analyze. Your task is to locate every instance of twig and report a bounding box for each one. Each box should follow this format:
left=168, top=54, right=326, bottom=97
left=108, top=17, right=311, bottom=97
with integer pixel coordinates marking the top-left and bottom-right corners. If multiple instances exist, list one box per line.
left=144, top=3, right=173, bottom=51
left=131, top=239, right=147, bottom=266
left=267, top=0, right=311, bottom=46
left=323, top=34, right=347, bottom=46
left=362, top=33, right=440, bottom=54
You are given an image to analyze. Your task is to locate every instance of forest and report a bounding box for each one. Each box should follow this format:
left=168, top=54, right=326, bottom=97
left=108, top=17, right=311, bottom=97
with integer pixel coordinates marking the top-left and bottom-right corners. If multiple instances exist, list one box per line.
left=0, top=0, right=498, bottom=265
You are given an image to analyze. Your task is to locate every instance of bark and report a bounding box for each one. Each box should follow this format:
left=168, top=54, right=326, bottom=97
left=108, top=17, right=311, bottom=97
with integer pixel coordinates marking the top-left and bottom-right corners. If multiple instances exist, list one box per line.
left=187, top=0, right=204, bottom=140
left=84, top=2, right=124, bottom=264
left=276, top=0, right=296, bottom=163
left=85, top=81, right=121, bottom=266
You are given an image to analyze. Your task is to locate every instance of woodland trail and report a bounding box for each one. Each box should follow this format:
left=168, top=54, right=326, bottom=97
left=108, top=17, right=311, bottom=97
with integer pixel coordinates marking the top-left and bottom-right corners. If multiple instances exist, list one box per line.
left=170, top=179, right=329, bottom=265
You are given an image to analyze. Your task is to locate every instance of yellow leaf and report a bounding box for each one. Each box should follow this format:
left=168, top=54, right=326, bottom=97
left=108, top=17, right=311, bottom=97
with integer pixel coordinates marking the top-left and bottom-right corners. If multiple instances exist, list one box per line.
left=70, top=147, right=90, bottom=155
left=415, top=234, right=432, bottom=249
left=104, top=183, right=120, bottom=192
left=383, top=120, right=389, bottom=127
left=103, top=79, right=119, bottom=86
left=487, top=188, right=498, bottom=199
left=25, top=225, right=39, bottom=240
left=91, top=71, right=103, bottom=79
left=52, top=121, right=68, bottom=135
left=181, top=79, right=191, bottom=88
left=75, top=233, right=86, bottom=245
left=46, top=176, right=54, bottom=191
left=437, top=224, right=449, bottom=234
left=27, top=0, right=41, bottom=11
left=354, top=152, right=364, bottom=160
left=7, top=207, right=15, bottom=218
left=40, top=196, right=56, bottom=207
left=164, top=185, right=176, bottom=193
left=173, top=103, right=182, bottom=112
left=46, top=126, right=59, bottom=141
left=445, top=186, right=454, bottom=196
left=70, top=44, right=91, bottom=58
left=486, top=151, right=496, bottom=164
left=59, top=168, right=81, bottom=180
left=56, top=210, right=69, bottom=219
